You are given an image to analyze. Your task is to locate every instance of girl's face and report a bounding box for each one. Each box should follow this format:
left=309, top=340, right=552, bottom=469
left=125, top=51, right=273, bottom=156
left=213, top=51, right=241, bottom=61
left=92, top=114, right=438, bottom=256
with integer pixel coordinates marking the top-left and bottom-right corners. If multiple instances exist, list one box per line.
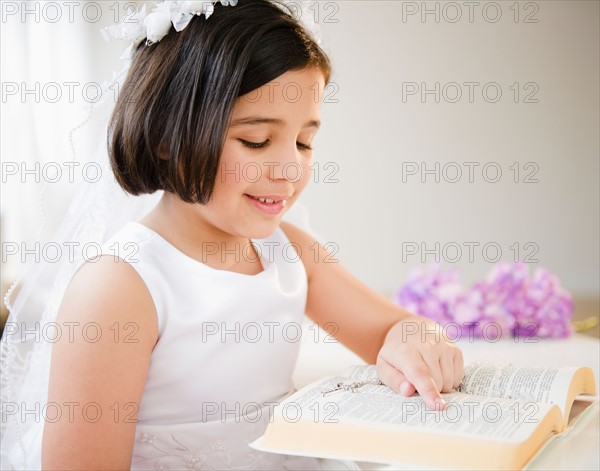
left=199, top=67, right=325, bottom=240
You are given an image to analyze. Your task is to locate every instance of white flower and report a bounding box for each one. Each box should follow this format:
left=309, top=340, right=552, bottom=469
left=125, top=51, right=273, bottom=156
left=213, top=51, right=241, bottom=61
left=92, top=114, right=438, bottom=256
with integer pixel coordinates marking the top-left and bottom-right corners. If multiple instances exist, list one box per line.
left=144, top=10, right=173, bottom=43
left=101, top=4, right=147, bottom=43
left=104, top=0, right=240, bottom=50
left=182, top=1, right=214, bottom=15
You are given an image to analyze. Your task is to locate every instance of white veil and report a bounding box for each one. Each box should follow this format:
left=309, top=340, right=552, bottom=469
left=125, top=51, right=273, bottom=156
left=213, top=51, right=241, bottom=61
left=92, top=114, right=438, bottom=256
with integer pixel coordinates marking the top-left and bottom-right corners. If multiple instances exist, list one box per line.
left=0, top=2, right=326, bottom=468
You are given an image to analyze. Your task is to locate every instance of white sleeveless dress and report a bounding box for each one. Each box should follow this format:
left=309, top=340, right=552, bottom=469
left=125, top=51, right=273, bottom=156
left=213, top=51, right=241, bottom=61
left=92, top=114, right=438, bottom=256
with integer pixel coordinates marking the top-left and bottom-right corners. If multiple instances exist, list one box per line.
left=102, top=222, right=349, bottom=470
left=2, top=221, right=362, bottom=470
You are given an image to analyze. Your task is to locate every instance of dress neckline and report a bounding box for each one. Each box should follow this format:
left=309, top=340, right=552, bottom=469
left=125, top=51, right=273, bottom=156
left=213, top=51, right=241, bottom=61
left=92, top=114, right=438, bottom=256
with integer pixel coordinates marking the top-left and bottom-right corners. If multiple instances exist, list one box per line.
left=128, top=221, right=274, bottom=278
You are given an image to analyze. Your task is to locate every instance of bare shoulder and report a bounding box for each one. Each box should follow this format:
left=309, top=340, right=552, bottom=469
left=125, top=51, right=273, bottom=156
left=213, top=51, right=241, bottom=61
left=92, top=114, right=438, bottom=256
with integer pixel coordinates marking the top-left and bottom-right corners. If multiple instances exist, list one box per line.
left=57, top=255, right=159, bottom=347
left=43, top=256, right=159, bottom=467
left=278, top=221, right=325, bottom=280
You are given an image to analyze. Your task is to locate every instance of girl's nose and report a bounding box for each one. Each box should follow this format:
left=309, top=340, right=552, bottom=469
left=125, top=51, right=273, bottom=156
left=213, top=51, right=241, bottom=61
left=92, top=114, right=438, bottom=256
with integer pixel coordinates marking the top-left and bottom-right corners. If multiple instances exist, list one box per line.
left=266, top=144, right=303, bottom=182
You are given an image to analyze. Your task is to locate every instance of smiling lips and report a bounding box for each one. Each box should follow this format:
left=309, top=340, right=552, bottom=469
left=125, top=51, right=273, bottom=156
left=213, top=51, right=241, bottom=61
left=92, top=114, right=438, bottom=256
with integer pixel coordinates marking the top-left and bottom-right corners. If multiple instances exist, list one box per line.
left=244, top=194, right=289, bottom=215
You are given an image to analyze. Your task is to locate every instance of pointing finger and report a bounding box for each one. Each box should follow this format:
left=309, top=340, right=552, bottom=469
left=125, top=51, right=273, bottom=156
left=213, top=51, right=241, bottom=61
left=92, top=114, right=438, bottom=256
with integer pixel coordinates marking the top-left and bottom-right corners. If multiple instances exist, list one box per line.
left=401, top=351, right=447, bottom=410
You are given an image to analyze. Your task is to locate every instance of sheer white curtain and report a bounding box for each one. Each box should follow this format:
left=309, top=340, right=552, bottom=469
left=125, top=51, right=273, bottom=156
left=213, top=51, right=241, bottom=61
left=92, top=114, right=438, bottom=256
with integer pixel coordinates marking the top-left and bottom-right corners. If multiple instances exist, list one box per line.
left=1, top=1, right=126, bottom=282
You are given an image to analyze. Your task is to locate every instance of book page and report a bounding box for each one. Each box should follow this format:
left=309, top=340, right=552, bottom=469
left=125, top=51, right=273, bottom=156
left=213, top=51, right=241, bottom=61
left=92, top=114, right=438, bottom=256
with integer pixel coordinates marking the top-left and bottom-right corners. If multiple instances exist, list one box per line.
left=342, top=365, right=381, bottom=382
left=281, top=375, right=556, bottom=444
left=459, top=363, right=578, bottom=416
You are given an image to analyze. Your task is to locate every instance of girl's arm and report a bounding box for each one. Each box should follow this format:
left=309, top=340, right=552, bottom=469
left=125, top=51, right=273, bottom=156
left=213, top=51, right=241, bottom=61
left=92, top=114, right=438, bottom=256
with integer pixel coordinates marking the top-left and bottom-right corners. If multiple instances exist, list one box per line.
left=280, top=221, right=463, bottom=410
left=42, top=256, right=158, bottom=470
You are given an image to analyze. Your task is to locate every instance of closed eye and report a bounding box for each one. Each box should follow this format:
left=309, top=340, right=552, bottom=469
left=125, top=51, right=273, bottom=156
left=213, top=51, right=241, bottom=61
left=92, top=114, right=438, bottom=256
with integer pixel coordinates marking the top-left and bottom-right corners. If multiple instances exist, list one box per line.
left=239, top=139, right=268, bottom=149
left=239, top=139, right=313, bottom=151
left=297, top=142, right=313, bottom=151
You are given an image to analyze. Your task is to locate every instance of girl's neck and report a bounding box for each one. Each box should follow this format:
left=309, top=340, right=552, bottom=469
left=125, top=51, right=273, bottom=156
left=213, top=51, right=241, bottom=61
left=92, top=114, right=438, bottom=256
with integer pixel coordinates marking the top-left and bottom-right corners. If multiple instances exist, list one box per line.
left=137, top=192, right=264, bottom=274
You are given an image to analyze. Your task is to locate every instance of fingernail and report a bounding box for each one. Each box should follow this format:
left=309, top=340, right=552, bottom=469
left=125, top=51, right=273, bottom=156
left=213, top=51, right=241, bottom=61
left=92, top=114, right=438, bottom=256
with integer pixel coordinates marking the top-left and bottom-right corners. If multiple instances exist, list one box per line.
left=434, top=397, right=446, bottom=410
left=399, top=382, right=411, bottom=395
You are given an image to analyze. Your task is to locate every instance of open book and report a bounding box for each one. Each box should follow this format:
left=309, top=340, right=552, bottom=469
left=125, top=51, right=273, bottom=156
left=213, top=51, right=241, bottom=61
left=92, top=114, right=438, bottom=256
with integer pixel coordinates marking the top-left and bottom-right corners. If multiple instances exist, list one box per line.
left=251, top=363, right=598, bottom=470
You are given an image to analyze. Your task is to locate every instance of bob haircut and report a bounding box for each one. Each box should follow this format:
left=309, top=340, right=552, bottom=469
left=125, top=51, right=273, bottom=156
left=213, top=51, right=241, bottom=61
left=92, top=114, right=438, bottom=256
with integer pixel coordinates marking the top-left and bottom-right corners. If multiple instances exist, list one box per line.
left=108, top=0, right=332, bottom=204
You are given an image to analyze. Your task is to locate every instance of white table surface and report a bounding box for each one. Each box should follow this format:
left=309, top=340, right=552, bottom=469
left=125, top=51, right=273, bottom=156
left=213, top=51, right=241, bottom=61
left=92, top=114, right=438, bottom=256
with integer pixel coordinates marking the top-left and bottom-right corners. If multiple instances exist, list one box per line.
left=293, top=321, right=600, bottom=470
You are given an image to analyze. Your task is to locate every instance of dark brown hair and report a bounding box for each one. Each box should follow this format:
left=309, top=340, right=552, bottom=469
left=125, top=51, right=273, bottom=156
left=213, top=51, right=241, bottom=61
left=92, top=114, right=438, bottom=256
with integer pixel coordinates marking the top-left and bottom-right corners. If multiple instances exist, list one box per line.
left=108, top=0, right=332, bottom=204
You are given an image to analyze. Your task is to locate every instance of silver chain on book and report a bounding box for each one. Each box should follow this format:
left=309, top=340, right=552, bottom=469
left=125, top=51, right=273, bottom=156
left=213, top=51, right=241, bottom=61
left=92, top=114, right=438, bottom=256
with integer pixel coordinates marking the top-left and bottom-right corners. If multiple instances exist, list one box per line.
left=321, top=379, right=384, bottom=396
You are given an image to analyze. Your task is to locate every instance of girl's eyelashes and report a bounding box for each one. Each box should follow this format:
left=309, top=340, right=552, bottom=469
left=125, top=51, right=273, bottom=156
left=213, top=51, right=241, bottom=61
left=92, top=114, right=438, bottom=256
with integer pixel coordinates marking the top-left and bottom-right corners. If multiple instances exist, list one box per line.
left=239, top=139, right=268, bottom=149
left=297, top=141, right=313, bottom=151
left=238, top=139, right=313, bottom=151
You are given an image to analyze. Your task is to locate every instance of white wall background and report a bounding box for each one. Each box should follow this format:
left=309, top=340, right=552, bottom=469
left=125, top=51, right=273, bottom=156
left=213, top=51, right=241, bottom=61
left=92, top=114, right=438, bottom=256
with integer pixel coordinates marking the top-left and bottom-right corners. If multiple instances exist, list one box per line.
left=1, top=1, right=599, bottom=299
left=305, top=0, right=600, bottom=298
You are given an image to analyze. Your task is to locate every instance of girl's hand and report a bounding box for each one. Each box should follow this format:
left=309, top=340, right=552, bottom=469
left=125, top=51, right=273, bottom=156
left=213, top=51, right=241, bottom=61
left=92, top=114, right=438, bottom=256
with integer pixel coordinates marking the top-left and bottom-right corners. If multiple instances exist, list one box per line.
left=376, top=315, right=464, bottom=410
left=277, top=221, right=465, bottom=407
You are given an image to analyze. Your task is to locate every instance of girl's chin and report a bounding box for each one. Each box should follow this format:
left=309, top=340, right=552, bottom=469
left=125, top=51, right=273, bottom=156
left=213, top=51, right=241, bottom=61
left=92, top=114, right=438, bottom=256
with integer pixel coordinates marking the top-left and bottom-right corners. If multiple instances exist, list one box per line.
left=246, top=221, right=282, bottom=240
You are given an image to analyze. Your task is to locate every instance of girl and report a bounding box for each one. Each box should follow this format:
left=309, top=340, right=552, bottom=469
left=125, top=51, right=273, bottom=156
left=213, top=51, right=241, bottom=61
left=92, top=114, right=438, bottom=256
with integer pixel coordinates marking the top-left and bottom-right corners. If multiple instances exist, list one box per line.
left=7, top=1, right=463, bottom=469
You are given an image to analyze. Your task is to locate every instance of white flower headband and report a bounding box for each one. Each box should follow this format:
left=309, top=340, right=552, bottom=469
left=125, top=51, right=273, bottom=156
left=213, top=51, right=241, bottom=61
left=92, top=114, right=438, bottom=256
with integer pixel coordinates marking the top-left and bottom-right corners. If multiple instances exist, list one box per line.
left=102, top=1, right=238, bottom=55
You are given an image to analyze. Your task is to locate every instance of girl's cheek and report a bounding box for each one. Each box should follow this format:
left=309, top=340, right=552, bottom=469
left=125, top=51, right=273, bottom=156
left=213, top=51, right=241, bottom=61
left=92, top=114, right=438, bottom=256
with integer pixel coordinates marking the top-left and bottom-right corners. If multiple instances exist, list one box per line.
left=214, top=151, right=247, bottom=188
left=296, top=161, right=313, bottom=189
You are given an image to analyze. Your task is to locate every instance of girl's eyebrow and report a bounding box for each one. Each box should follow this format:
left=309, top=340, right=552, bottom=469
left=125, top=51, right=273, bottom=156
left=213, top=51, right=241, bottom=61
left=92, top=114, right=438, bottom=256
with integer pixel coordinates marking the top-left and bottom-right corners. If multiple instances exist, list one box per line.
left=230, top=116, right=321, bottom=129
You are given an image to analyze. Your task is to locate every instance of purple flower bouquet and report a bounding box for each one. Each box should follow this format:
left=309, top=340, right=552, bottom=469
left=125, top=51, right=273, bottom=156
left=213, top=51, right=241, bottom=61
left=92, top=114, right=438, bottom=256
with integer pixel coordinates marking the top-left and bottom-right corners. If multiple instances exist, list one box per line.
left=394, top=262, right=573, bottom=340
